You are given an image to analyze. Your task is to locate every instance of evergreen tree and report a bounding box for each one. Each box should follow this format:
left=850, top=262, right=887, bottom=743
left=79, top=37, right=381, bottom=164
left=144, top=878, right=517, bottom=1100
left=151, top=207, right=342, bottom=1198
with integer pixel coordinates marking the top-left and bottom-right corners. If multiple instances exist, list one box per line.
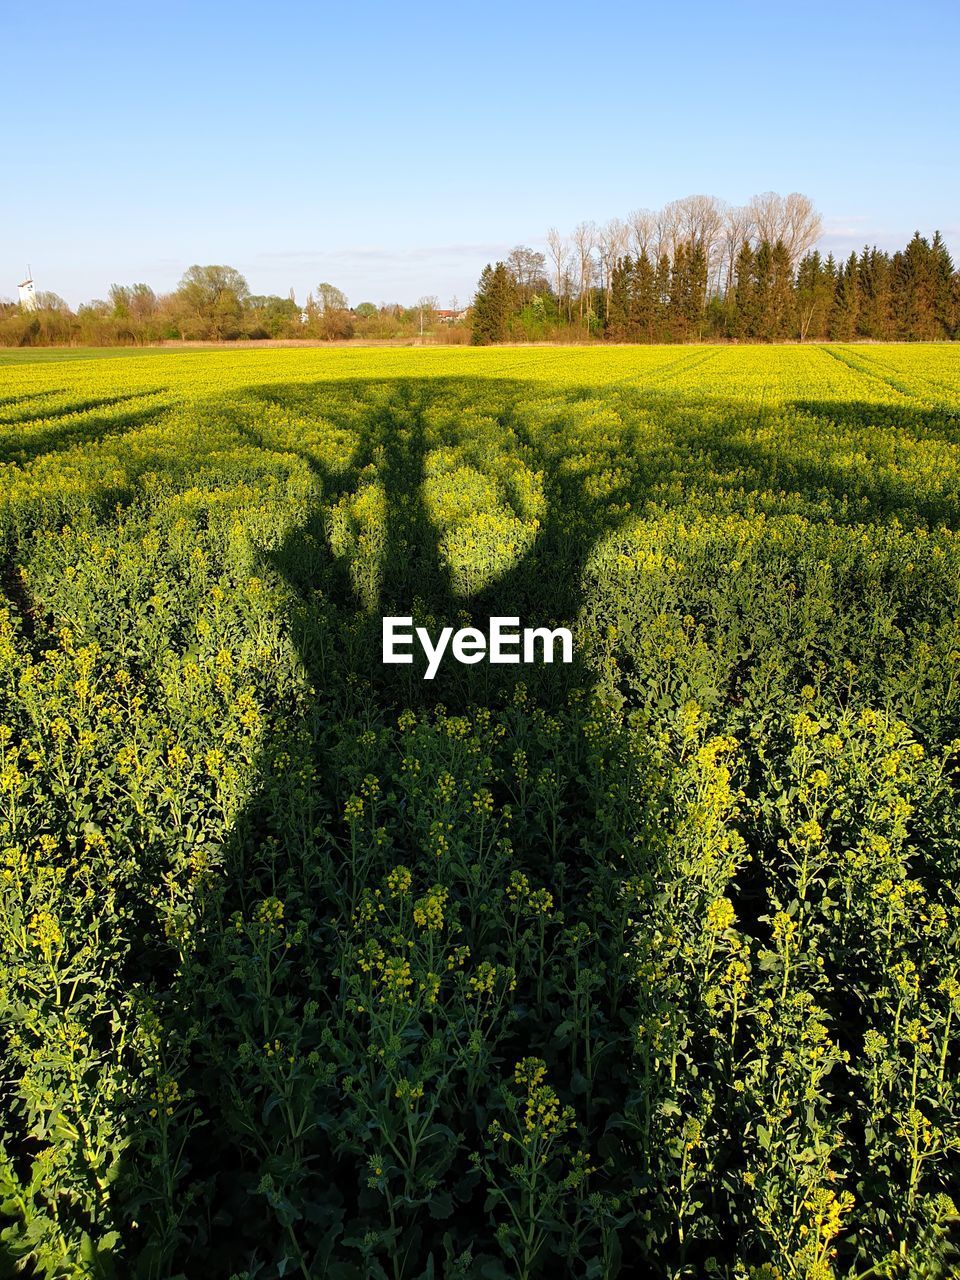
left=932, top=231, right=957, bottom=337
left=823, top=254, right=839, bottom=334
left=857, top=247, right=894, bottom=340
left=731, top=241, right=758, bottom=338
left=668, top=244, right=688, bottom=339
left=687, top=239, right=709, bottom=339
left=753, top=240, right=774, bottom=338
left=668, top=240, right=706, bottom=339
left=830, top=253, right=860, bottom=340
left=766, top=239, right=796, bottom=339
left=606, top=256, right=632, bottom=340
left=471, top=265, right=495, bottom=344
left=655, top=253, right=672, bottom=334
left=471, top=263, right=515, bottom=344
left=796, top=251, right=833, bottom=341
left=466, top=221, right=960, bottom=347
left=895, top=233, right=938, bottom=340
left=634, top=251, right=660, bottom=342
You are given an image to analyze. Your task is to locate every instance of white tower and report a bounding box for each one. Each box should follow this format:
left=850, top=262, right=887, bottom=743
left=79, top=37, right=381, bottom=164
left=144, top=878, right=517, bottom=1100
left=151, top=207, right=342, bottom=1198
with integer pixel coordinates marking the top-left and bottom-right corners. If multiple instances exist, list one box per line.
left=18, top=269, right=38, bottom=312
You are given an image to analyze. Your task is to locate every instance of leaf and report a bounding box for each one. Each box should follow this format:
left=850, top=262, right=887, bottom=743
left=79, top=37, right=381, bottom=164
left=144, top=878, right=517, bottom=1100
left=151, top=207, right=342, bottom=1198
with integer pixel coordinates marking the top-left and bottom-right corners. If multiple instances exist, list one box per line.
left=428, top=1191, right=453, bottom=1221
left=570, top=1069, right=589, bottom=1095
left=479, top=1257, right=513, bottom=1279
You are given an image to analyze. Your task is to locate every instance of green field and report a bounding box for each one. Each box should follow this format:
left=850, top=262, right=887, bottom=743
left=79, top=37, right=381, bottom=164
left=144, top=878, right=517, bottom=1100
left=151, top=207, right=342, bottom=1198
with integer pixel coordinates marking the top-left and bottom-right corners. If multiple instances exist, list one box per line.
left=1, top=344, right=960, bottom=1279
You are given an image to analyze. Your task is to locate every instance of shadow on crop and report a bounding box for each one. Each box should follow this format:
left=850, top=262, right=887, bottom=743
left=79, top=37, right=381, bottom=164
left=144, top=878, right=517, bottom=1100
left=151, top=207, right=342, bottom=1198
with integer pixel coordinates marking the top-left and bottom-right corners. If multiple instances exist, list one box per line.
left=0, top=387, right=67, bottom=412
left=119, top=376, right=672, bottom=1275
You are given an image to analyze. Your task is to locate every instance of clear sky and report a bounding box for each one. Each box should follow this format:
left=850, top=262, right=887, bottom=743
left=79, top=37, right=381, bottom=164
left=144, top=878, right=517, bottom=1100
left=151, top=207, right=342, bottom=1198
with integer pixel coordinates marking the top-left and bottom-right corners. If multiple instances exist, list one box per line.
left=4, top=0, right=959, bottom=309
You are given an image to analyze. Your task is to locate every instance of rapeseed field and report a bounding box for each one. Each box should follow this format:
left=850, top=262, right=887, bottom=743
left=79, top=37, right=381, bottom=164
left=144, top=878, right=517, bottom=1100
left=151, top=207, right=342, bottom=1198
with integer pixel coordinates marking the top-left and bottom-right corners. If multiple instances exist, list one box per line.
left=0, top=344, right=959, bottom=1278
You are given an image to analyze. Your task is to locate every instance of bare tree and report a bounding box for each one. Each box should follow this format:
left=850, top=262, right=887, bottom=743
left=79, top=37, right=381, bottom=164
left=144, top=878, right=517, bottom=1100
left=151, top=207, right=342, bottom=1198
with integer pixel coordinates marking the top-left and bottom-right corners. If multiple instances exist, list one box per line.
left=672, top=195, right=727, bottom=294
left=571, top=221, right=597, bottom=323
left=598, top=218, right=630, bottom=317
left=749, top=191, right=786, bottom=247
left=782, top=192, right=823, bottom=268
left=417, top=295, right=438, bottom=338
left=36, top=291, right=70, bottom=312
left=628, top=208, right=656, bottom=260
left=315, top=282, right=349, bottom=313
left=652, top=203, right=681, bottom=264
left=749, top=191, right=821, bottom=268
left=546, top=228, right=569, bottom=319
left=722, top=204, right=756, bottom=294
left=506, top=246, right=547, bottom=305
left=543, top=190, right=820, bottom=328
left=561, top=267, right=577, bottom=322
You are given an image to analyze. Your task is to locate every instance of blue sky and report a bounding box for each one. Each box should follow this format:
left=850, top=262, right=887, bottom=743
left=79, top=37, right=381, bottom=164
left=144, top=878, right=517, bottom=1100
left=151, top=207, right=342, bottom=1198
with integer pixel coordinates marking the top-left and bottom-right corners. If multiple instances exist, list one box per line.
left=4, top=0, right=959, bottom=309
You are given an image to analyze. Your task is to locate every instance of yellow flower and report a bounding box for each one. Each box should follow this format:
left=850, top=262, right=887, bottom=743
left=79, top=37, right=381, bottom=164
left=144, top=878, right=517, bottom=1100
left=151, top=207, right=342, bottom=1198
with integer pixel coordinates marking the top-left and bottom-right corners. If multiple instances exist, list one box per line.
left=413, top=884, right=448, bottom=931
left=705, top=897, right=736, bottom=932
left=28, top=910, right=63, bottom=953
left=380, top=956, right=413, bottom=1002
left=506, top=870, right=530, bottom=904
left=344, top=795, right=363, bottom=823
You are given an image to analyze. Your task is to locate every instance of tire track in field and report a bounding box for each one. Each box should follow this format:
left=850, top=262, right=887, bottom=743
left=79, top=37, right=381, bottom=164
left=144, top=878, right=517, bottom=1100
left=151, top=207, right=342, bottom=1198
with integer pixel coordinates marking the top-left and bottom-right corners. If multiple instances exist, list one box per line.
left=816, top=345, right=924, bottom=402
left=0, top=396, right=172, bottom=466
left=849, top=348, right=960, bottom=409
left=611, top=345, right=722, bottom=391
left=814, top=344, right=960, bottom=413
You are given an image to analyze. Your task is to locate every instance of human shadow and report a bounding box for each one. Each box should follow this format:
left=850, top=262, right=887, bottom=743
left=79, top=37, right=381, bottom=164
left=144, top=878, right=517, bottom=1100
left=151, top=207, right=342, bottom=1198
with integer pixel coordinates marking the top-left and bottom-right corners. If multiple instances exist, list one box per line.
left=120, top=376, right=678, bottom=1276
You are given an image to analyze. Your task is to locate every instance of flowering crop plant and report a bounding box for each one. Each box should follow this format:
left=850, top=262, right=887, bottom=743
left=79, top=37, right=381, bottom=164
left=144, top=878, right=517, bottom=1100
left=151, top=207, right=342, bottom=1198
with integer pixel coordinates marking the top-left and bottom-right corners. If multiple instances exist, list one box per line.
left=0, top=342, right=959, bottom=1278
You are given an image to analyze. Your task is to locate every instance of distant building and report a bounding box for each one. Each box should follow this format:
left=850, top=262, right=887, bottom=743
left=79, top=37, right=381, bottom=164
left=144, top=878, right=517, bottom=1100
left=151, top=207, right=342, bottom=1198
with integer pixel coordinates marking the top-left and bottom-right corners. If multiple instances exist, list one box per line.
left=18, top=278, right=38, bottom=311
left=434, top=308, right=469, bottom=323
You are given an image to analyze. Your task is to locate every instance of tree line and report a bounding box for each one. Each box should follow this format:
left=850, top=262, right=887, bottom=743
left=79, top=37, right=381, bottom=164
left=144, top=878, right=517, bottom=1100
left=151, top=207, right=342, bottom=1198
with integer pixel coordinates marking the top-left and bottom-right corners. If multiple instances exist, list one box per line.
left=472, top=192, right=959, bottom=344
left=0, top=267, right=465, bottom=347
left=5, top=192, right=958, bottom=347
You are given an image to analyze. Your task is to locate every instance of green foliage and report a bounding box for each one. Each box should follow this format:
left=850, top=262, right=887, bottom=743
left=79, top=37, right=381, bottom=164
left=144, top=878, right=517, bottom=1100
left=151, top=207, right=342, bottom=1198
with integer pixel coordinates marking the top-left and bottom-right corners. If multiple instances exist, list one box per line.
left=174, top=264, right=251, bottom=341
left=471, top=265, right=516, bottom=345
